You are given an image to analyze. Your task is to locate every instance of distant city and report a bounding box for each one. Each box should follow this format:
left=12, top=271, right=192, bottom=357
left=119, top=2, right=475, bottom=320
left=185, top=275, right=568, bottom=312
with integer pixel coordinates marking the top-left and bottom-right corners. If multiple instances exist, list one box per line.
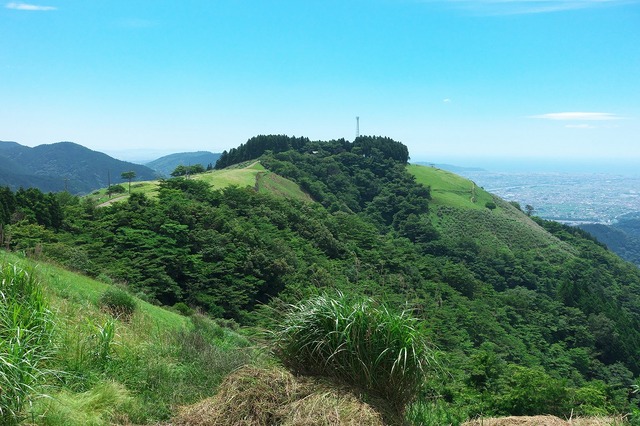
left=456, top=170, right=640, bottom=225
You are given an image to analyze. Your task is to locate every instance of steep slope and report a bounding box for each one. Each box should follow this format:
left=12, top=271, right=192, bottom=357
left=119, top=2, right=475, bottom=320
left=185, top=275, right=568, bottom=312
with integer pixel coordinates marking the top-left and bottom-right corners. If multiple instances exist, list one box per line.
left=0, top=141, right=157, bottom=194
left=145, top=151, right=221, bottom=177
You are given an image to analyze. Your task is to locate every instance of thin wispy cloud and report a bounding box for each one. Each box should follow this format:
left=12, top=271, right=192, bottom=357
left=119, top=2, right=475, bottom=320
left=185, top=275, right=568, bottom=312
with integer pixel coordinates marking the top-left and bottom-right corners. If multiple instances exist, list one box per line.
left=530, top=112, right=623, bottom=121
left=431, top=0, right=638, bottom=15
left=6, top=2, right=56, bottom=11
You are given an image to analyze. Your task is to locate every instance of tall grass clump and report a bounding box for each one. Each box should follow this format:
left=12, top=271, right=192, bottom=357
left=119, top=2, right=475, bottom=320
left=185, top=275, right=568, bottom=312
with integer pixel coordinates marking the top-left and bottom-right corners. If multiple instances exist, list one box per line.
left=0, top=263, right=55, bottom=424
left=272, top=292, right=434, bottom=412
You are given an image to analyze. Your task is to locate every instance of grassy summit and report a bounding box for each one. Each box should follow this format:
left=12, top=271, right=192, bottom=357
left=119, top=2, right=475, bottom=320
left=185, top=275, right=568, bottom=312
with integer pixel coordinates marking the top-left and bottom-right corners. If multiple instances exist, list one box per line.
left=88, top=160, right=310, bottom=206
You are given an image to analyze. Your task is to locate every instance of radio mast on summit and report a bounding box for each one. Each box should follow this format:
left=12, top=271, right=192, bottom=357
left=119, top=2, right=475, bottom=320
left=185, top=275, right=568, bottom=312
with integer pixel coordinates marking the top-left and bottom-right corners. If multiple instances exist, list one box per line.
left=356, top=116, right=360, bottom=139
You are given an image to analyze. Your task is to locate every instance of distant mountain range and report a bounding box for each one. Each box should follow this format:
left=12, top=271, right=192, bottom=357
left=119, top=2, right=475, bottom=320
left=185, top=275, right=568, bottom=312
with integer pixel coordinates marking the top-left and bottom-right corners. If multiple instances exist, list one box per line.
left=0, top=141, right=158, bottom=194
left=145, top=151, right=221, bottom=177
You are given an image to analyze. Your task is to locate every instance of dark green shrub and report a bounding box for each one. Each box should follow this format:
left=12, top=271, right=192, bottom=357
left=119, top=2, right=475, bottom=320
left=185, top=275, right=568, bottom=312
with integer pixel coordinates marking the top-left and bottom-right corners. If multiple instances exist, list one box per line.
left=99, top=287, right=137, bottom=319
left=485, top=201, right=497, bottom=210
left=272, top=292, right=435, bottom=412
left=108, top=184, right=126, bottom=194
left=215, top=317, right=240, bottom=331
left=173, top=302, right=194, bottom=316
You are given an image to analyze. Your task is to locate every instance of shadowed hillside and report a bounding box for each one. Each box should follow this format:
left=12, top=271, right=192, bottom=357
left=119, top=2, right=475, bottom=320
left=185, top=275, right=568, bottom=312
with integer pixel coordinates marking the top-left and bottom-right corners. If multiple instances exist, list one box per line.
left=0, top=141, right=157, bottom=194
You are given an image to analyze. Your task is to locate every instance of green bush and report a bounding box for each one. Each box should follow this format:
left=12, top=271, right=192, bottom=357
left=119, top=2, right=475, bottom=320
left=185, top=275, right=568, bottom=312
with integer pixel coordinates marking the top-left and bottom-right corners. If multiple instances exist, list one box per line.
left=272, top=292, right=434, bottom=412
left=173, top=302, right=194, bottom=316
left=99, top=287, right=137, bottom=319
left=107, top=184, right=126, bottom=194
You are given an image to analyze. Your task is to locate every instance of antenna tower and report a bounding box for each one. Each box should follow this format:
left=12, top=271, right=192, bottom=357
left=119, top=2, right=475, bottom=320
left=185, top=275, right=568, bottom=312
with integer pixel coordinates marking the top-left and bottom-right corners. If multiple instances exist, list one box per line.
left=356, top=116, right=360, bottom=139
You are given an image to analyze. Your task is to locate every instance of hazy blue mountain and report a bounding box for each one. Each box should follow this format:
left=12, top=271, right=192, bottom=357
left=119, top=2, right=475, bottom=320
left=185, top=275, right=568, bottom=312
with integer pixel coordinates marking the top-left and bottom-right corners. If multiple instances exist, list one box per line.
left=0, top=141, right=158, bottom=194
left=146, top=151, right=221, bottom=177
left=580, top=217, right=640, bottom=267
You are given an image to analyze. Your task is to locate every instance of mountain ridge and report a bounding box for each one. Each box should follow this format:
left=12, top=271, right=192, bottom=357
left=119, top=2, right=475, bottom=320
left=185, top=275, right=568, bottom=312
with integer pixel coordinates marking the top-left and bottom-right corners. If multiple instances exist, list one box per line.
left=0, top=140, right=158, bottom=194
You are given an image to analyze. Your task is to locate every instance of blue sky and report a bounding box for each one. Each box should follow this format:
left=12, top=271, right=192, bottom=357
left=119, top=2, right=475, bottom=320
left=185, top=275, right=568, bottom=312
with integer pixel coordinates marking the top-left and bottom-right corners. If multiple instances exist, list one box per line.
left=1, top=0, right=639, bottom=165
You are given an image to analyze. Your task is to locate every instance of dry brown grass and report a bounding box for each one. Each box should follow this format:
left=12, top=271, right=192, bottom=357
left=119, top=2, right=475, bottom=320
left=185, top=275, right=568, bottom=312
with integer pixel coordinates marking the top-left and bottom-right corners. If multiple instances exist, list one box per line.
left=462, top=415, right=627, bottom=426
left=169, top=365, right=391, bottom=426
left=570, top=417, right=627, bottom=426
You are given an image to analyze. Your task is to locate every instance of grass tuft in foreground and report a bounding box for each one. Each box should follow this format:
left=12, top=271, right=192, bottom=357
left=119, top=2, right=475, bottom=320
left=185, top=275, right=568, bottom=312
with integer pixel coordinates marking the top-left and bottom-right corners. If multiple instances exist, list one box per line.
left=0, top=263, right=56, bottom=424
left=272, top=292, right=435, bottom=413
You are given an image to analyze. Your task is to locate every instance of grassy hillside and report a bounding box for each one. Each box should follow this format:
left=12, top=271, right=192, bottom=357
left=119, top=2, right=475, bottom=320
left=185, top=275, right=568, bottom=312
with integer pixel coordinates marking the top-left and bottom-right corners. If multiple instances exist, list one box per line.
left=87, top=160, right=311, bottom=206
left=408, top=164, right=495, bottom=210
left=410, top=163, right=576, bottom=256
left=5, top=135, right=640, bottom=425
left=0, top=251, right=251, bottom=425
left=0, top=252, right=426, bottom=426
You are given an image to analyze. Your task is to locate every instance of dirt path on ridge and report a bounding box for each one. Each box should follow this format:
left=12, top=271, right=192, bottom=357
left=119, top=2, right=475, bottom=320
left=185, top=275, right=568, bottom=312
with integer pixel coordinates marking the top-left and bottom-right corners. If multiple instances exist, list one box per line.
left=97, top=195, right=127, bottom=208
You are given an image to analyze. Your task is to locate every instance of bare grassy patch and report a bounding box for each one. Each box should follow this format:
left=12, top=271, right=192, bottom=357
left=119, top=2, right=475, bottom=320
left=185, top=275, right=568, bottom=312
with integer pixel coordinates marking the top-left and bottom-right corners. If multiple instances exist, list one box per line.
left=463, top=415, right=627, bottom=426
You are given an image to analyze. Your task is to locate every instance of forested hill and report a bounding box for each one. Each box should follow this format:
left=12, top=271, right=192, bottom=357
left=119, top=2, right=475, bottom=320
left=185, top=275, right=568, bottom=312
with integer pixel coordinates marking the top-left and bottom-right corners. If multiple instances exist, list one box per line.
left=215, top=134, right=410, bottom=169
left=4, top=134, right=640, bottom=419
left=0, top=141, right=157, bottom=194
left=145, top=151, right=221, bottom=177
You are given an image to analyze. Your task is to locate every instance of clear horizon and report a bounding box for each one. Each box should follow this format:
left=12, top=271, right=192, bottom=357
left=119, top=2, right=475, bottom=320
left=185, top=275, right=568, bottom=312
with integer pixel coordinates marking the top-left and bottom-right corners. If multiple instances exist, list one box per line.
left=2, top=0, right=639, bottom=162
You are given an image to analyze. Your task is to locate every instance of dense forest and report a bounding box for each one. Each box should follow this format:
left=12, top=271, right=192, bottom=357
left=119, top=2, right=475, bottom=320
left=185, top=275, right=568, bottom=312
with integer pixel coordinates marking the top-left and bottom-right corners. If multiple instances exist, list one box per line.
left=3, top=134, right=640, bottom=420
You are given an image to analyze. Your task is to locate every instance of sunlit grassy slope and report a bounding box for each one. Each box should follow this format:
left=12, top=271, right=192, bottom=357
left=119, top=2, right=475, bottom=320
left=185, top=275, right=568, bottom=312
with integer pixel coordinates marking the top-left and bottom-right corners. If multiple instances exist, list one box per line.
left=408, top=163, right=575, bottom=256
left=197, top=160, right=265, bottom=189
left=1, top=250, right=251, bottom=424
left=408, top=164, right=495, bottom=210
left=88, top=161, right=311, bottom=205
left=2, top=251, right=190, bottom=331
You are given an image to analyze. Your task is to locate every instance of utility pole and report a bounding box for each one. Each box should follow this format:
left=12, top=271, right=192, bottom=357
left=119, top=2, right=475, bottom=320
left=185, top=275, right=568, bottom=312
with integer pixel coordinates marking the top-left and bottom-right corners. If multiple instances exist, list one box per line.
left=356, top=116, right=360, bottom=139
